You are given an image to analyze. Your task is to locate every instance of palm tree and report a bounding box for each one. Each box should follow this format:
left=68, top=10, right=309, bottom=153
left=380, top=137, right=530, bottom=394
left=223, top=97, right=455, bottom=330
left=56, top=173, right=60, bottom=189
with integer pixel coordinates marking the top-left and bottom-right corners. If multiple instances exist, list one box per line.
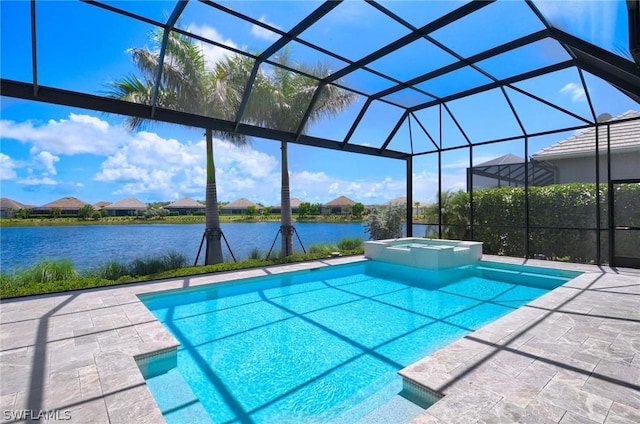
left=431, top=190, right=470, bottom=240
left=110, top=29, right=251, bottom=264
left=252, top=51, right=357, bottom=256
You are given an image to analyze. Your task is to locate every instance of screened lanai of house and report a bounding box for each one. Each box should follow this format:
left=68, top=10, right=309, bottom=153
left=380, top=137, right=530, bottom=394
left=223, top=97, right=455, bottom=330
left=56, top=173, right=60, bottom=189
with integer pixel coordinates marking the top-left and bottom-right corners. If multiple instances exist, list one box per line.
left=1, top=0, right=639, bottom=266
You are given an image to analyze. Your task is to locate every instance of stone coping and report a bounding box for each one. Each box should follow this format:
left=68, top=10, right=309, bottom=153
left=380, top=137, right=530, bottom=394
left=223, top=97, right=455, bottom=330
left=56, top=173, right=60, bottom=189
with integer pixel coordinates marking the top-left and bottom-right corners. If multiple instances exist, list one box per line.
left=1, top=255, right=638, bottom=423
left=402, top=257, right=640, bottom=423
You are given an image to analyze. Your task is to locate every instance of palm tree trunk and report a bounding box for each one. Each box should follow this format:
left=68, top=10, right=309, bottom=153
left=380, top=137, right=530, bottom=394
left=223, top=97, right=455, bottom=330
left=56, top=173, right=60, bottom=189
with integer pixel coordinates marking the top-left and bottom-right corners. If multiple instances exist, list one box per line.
left=205, top=128, right=224, bottom=264
left=280, top=140, right=294, bottom=257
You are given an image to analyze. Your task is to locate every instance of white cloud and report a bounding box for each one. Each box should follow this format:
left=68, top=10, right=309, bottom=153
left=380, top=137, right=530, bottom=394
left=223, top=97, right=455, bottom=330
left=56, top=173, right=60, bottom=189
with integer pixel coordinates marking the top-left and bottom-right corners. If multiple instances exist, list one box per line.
left=327, top=182, right=340, bottom=195
left=0, top=153, right=17, bottom=180
left=0, top=113, right=130, bottom=155
left=94, top=132, right=282, bottom=201
left=34, top=151, right=60, bottom=175
left=411, top=168, right=468, bottom=203
left=289, top=170, right=330, bottom=184
left=251, top=17, right=281, bottom=41
left=560, top=82, right=586, bottom=102
left=216, top=139, right=278, bottom=179
left=17, top=176, right=57, bottom=186
left=94, top=132, right=203, bottom=199
left=187, top=23, right=240, bottom=69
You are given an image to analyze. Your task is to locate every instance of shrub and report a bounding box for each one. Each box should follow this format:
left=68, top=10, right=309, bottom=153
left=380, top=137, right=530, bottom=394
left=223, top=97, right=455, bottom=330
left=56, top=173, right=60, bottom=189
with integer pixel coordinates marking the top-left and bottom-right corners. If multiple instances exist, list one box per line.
left=365, top=204, right=405, bottom=240
left=337, top=237, right=363, bottom=250
left=247, top=247, right=264, bottom=260
left=15, top=259, right=78, bottom=284
left=93, top=261, right=129, bottom=280
left=91, top=251, right=188, bottom=280
left=162, top=251, right=188, bottom=269
left=308, top=243, right=338, bottom=255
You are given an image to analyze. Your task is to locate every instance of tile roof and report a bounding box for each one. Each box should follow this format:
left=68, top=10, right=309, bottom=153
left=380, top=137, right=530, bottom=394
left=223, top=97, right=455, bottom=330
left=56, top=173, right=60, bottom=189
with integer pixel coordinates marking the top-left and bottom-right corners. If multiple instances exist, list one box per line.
left=273, top=198, right=303, bottom=208
left=0, top=198, right=27, bottom=210
left=475, top=154, right=525, bottom=166
left=93, top=201, right=112, bottom=209
left=166, top=197, right=205, bottom=208
left=223, top=198, right=256, bottom=208
left=532, top=111, right=640, bottom=160
left=104, top=198, right=147, bottom=210
left=325, top=196, right=356, bottom=206
left=38, top=196, right=88, bottom=209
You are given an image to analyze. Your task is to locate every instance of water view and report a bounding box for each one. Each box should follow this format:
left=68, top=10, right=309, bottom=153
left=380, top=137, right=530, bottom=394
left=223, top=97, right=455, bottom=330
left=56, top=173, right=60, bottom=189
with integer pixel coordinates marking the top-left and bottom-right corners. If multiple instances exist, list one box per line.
left=1, top=222, right=376, bottom=273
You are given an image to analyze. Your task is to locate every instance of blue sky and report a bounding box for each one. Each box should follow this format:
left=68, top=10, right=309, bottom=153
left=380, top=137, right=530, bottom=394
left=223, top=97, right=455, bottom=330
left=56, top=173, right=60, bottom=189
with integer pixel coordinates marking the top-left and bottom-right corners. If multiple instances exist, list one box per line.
left=1, top=0, right=638, bottom=207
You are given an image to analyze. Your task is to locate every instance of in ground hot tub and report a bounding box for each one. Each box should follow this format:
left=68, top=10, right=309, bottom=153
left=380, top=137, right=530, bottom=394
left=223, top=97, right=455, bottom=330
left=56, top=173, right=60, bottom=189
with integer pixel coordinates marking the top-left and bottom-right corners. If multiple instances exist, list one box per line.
left=364, top=237, right=483, bottom=269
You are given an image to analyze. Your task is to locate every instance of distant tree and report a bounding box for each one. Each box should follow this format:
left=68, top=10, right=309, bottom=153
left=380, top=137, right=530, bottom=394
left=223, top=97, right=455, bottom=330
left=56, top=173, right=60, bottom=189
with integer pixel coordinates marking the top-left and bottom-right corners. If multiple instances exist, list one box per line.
left=79, top=204, right=95, bottom=220
left=245, top=205, right=257, bottom=217
left=51, top=207, right=62, bottom=219
left=262, top=206, right=271, bottom=216
left=351, top=202, right=364, bottom=219
left=440, top=190, right=470, bottom=239
left=91, top=211, right=102, bottom=220
left=423, top=190, right=470, bottom=239
left=16, top=208, right=32, bottom=219
left=297, top=202, right=312, bottom=218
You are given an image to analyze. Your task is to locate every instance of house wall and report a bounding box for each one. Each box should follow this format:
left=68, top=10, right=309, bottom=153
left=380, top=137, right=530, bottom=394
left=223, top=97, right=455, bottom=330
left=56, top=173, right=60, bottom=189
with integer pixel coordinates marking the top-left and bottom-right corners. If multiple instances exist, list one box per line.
left=470, top=174, right=525, bottom=190
left=548, top=151, right=640, bottom=183
left=107, top=209, right=144, bottom=217
left=167, top=208, right=204, bottom=215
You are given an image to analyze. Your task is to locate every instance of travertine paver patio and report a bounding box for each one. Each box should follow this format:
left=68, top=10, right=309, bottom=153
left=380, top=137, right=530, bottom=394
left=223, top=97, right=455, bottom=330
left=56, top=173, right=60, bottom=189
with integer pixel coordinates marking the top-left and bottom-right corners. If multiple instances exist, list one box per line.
left=0, top=256, right=638, bottom=423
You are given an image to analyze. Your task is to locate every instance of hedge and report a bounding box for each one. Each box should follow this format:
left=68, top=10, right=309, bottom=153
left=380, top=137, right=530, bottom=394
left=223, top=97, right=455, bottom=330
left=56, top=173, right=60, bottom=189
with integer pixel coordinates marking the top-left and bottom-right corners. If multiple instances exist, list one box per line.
left=461, top=183, right=639, bottom=263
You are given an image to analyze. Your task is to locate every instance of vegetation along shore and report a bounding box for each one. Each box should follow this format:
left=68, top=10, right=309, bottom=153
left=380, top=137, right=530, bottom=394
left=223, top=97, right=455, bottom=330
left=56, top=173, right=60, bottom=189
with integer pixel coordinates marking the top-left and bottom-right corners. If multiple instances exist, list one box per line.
left=0, top=237, right=365, bottom=299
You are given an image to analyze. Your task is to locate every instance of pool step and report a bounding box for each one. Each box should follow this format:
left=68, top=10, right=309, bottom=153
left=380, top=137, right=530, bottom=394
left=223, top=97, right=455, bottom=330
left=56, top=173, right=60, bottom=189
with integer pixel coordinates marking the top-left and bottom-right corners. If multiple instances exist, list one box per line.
left=353, top=393, right=426, bottom=424
left=475, top=265, right=571, bottom=289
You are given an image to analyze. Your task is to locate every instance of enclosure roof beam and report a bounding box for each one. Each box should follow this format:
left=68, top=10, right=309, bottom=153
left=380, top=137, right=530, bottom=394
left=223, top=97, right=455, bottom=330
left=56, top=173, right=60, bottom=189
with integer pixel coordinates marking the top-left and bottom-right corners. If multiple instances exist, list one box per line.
left=369, top=27, right=549, bottom=100
left=323, top=0, right=494, bottom=84
left=409, top=61, right=575, bottom=112
left=150, top=0, right=188, bottom=115
left=1, top=79, right=409, bottom=160
left=548, top=28, right=640, bottom=103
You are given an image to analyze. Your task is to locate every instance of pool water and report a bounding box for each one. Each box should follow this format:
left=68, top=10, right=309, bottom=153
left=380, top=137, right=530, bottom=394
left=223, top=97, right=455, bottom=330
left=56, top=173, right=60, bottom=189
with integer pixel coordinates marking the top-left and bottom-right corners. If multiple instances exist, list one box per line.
left=138, top=260, right=579, bottom=423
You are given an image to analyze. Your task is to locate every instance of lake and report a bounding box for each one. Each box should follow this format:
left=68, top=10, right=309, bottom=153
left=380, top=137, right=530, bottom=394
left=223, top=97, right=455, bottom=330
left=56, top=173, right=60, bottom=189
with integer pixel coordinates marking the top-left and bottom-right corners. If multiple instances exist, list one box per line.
left=0, top=222, right=430, bottom=273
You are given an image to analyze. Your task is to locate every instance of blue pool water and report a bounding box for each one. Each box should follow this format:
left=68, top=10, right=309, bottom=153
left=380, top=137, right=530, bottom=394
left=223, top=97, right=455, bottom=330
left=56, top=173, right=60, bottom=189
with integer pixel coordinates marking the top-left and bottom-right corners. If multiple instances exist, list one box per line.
left=138, top=260, right=580, bottom=424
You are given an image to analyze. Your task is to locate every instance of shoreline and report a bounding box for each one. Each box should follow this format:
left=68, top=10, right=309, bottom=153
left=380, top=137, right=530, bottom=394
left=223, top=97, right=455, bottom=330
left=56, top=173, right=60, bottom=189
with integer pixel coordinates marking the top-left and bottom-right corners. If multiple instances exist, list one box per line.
left=0, top=216, right=367, bottom=228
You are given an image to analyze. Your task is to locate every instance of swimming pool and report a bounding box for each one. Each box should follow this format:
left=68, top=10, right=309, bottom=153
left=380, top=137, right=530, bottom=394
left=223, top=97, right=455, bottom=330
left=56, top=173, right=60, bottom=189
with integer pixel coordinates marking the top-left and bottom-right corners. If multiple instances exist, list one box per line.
left=138, top=260, right=580, bottom=423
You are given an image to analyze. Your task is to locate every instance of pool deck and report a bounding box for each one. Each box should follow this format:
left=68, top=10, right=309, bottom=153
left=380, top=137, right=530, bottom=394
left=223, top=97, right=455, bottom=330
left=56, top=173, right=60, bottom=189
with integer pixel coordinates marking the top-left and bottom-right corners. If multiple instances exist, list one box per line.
left=1, top=255, right=638, bottom=423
